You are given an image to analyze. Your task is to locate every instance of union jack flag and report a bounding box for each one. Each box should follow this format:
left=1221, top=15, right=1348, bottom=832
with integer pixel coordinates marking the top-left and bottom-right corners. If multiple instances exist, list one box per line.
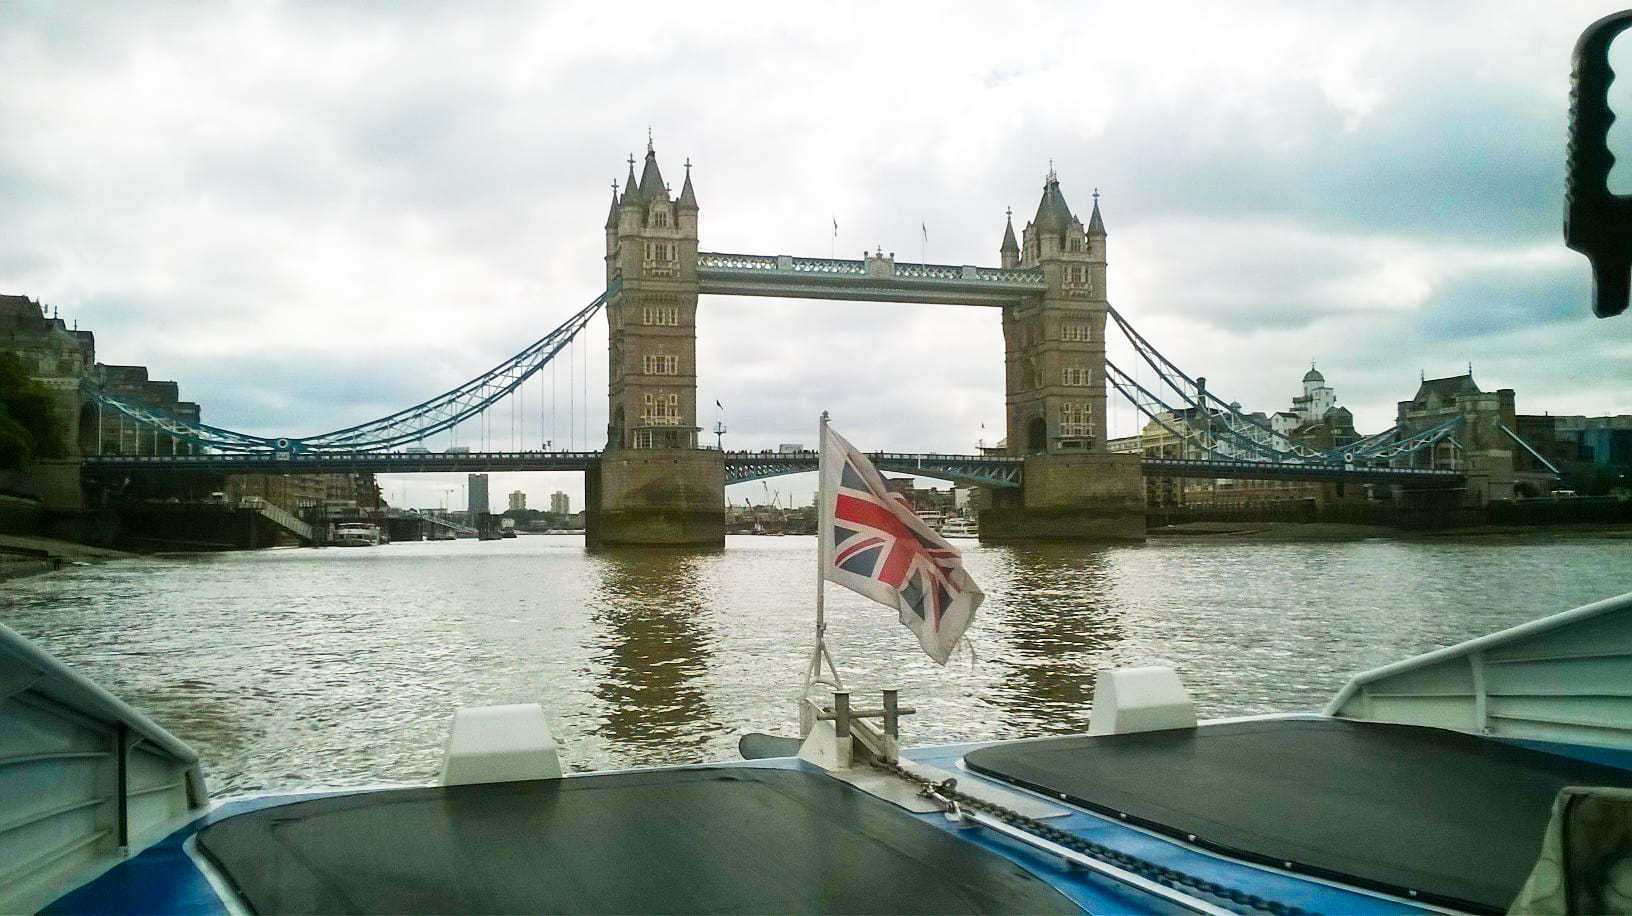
left=820, top=423, right=983, bottom=664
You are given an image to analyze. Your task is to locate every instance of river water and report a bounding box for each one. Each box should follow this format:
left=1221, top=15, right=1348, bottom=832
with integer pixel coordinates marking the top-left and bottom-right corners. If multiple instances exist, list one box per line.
left=4, top=533, right=1630, bottom=796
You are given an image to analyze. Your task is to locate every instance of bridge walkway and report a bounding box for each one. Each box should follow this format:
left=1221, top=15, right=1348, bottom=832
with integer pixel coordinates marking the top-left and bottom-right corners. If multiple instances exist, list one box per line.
left=82, top=450, right=1466, bottom=488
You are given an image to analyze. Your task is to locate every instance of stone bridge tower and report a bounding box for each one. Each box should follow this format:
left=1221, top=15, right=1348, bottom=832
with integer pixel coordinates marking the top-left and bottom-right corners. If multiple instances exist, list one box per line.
left=985, top=171, right=1144, bottom=541
left=588, top=139, right=725, bottom=547
left=1001, top=169, right=1108, bottom=455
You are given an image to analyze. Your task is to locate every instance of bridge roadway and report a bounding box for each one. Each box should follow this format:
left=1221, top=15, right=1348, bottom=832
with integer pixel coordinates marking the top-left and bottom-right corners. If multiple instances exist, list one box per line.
left=81, top=450, right=1466, bottom=488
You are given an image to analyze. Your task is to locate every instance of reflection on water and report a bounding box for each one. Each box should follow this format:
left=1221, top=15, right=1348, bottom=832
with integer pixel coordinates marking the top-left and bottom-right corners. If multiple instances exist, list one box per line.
left=4, top=533, right=1630, bottom=796
left=984, top=545, right=1125, bottom=735
left=587, top=549, right=720, bottom=757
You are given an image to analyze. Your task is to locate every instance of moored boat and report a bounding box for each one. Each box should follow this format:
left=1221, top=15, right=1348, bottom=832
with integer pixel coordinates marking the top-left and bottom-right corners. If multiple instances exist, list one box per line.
left=331, top=522, right=381, bottom=547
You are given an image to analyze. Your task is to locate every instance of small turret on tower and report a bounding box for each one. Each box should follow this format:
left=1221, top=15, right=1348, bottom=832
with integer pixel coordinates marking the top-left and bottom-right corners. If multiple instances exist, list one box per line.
left=604, top=181, right=621, bottom=272
left=1000, top=207, right=1019, bottom=269
left=677, top=158, right=698, bottom=212
left=621, top=155, right=641, bottom=207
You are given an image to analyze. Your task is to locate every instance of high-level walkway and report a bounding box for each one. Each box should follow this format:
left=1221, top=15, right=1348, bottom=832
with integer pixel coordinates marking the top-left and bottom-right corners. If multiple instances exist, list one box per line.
left=696, top=252, right=1044, bottom=306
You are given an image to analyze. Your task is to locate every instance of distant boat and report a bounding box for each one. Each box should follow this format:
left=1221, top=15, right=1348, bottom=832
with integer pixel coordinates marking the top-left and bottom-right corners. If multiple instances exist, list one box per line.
left=939, top=517, right=978, bottom=538
left=332, top=522, right=381, bottom=547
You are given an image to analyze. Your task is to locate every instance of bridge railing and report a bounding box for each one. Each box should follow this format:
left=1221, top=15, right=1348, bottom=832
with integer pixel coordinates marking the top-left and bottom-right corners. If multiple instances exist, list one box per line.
left=789, top=257, right=865, bottom=275
left=83, top=450, right=606, bottom=464
left=696, top=253, right=779, bottom=271
left=721, top=450, right=1022, bottom=464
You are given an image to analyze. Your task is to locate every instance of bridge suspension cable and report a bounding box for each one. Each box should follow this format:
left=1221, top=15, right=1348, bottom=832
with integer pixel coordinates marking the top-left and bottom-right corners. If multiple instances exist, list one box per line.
left=87, top=288, right=610, bottom=454
left=1105, top=303, right=1327, bottom=460
left=1103, top=303, right=1465, bottom=467
left=303, top=290, right=606, bottom=452
left=1103, top=359, right=1272, bottom=461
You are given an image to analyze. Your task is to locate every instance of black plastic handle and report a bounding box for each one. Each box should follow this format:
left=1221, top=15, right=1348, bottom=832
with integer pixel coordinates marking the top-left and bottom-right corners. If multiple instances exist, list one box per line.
left=1566, top=9, right=1632, bottom=318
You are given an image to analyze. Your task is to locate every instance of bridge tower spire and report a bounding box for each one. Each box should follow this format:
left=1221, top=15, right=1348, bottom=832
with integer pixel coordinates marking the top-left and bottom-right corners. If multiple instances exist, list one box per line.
left=999, top=207, right=1019, bottom=269
left=590, top=136, right=724, bottom=547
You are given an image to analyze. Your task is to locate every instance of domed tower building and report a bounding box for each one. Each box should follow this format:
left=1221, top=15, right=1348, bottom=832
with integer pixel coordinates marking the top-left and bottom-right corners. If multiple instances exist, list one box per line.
left=1292, top=364, right=1335, bottom=427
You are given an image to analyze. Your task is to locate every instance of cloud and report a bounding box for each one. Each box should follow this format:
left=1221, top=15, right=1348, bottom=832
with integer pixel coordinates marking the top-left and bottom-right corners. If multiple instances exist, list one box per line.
left=3, top=0, right=1628, bottom=511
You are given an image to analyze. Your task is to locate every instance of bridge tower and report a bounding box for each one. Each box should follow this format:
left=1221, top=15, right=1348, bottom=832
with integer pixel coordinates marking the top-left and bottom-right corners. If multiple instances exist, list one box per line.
left=984, top=171, right=1145, bottom=541
left=586, top=138, right=725, bottom=547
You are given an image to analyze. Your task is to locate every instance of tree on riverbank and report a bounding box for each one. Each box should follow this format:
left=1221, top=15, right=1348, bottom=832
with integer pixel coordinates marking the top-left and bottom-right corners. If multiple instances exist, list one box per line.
left=0, top=354, right=66, bottom=470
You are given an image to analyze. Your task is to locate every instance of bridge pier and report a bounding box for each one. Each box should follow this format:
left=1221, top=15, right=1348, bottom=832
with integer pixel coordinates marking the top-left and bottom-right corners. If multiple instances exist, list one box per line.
left=585, top=449, right=725, bottom=548
left=980, top=452, right=1145, bottom=543
left=27, top=458, right=86, bottom=512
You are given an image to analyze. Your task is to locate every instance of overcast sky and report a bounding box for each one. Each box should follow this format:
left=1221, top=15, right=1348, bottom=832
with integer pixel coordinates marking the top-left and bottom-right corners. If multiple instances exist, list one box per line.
left=5, top=2, right=1630, bottom=510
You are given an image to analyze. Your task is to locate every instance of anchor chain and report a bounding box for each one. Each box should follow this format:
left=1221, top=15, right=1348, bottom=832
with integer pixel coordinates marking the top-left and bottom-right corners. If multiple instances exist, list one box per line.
left=869, top=758, right=1307, bottom=916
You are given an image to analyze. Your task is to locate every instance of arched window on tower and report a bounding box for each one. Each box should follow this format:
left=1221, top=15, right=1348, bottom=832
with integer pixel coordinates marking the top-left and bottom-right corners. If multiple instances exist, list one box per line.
left=652, top=209, right=670, bottom=228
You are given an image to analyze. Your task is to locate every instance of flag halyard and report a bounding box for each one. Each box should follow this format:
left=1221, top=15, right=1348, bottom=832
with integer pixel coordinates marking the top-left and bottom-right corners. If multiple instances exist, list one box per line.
left=819, top=423, right=982, bottom=665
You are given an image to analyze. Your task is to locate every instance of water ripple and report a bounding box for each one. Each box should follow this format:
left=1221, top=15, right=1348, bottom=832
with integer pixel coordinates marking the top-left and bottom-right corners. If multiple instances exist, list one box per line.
left=3, top=534, right=1628, bottom=795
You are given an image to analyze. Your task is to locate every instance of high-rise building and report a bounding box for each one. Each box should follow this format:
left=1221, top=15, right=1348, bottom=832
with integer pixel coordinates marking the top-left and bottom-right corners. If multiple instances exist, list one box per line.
left=467, top=474, right=489, bottom=514
left=507, top=490, right=527, bottom=512
left=549, top=491, right=570, bottom=514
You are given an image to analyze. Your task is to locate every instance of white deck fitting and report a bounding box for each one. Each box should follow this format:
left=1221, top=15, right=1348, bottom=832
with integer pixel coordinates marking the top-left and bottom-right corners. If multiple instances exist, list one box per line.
left=0, top=621, right=206, bottom=915
left=1327, top=590, right=1632, bottom=750
left=440, top=704, right=562, bottom=786
left=1089, top=666, right=1198, bottom=735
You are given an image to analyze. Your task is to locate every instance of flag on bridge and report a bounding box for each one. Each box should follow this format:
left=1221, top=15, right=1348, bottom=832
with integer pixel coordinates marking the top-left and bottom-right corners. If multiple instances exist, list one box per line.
left=817, top=419, right=982, bottom=665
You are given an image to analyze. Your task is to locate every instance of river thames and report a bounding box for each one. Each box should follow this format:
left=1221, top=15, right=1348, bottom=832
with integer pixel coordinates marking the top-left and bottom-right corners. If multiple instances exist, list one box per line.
left=4, top=533, right=1630, bottom=796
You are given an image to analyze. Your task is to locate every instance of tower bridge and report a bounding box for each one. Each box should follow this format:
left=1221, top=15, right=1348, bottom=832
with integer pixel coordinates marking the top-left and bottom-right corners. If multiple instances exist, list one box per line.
left=70, top=137, right=1482, bottom=546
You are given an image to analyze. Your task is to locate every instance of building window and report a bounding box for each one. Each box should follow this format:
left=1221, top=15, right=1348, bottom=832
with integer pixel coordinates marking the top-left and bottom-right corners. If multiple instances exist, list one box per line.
left=1062, top=367, right=1090, bottom=386
left=1061, top=402, right=1092, bottom=438
left=642, top=354, right=679, bottom=375
left=643, top=242, right=677, bottom=262
left=1069, top=236, right=1084, bottom=253
left=640, top=392, right=681, bottom=426
left=1062, top=323, right=1089, bottom=342
left=1066, top=265, right=1088, bottom=286
left=641, top=306, right=679, bottom=326
left=652, top=210, right=669, bottom=228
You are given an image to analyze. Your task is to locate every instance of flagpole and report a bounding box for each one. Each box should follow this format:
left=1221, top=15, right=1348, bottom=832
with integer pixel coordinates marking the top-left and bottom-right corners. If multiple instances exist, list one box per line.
left=805, top=410, right=842, bottom=699
left=814, top=410, right=827, bottom=682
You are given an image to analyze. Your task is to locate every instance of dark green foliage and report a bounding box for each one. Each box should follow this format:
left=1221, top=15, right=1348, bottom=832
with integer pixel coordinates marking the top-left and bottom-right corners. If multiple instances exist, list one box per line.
left=502, top=507, right=575, bottom=527
left=0, top=353, right=67, bottom=470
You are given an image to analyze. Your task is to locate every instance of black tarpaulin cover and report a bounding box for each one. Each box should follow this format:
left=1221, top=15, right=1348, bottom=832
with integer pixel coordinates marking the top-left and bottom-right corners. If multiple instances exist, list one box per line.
left=197, top=766, right=1080, bottom=914
left=964, top=718, right=1632, bottom=913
